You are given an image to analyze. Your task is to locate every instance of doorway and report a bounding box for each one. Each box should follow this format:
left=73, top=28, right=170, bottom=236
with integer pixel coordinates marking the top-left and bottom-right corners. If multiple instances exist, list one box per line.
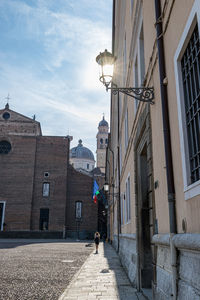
left=137, top=142, right=153, bottom=295
left=39, top=208, right=49, bottom=230
left=0, top=202, right=6, bottom=231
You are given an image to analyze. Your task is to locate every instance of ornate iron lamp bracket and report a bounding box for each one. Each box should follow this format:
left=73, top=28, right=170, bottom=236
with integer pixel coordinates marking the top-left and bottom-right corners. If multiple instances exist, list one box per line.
left=106, top=192, right=119, bottom=198
left=107, top=86, right=154, bottom=104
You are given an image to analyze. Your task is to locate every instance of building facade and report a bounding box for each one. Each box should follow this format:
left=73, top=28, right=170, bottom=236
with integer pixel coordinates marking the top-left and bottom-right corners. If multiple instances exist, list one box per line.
left=0, top=105, right=97, bottom=238
left=105, top=1, right=200, bottom=299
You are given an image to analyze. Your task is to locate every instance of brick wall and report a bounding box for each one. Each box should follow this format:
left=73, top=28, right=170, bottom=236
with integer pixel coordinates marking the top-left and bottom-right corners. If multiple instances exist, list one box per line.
left=0, top=135, right=37, bottom=230
left=0, top=134, right=70, bottom=232
left=0, top=106, right=97, bottom=237
left=31, top=136, right=69, bottom=231
left=66, top=166, right=98, bottom=238
left=0, top=107, right=41, bottom=136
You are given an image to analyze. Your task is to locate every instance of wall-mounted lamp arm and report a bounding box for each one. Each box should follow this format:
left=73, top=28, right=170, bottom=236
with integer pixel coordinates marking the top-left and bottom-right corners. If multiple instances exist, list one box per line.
left=106, top=86, right=154, bottom=104
left=96, top=50, right=154, bottom=104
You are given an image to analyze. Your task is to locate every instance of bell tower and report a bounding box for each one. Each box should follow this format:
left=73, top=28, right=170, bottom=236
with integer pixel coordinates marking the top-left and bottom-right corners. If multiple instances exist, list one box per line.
left=96, top=115, right=109, bottom=173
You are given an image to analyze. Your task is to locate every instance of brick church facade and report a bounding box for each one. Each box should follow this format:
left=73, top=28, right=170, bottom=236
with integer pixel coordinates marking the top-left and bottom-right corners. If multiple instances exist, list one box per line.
left=0, top=104, right=97, bottom=238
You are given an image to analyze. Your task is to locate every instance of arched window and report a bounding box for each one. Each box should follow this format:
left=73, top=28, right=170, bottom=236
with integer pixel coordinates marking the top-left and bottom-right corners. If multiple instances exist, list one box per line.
left=43, top=183, right=50, bottom=197
left=100, top=138, right=103, bottom=144
left=0, top=141, right=11, bottom=154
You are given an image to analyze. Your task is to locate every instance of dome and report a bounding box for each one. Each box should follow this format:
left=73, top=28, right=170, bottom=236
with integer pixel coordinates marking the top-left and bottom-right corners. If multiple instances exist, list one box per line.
left=70, top=139, right=94, bottom=161
left=99, top=116, right=108, bottom=127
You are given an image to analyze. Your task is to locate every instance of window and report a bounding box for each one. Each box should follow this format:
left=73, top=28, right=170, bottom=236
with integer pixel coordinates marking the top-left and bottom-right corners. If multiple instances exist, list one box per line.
left=87, top=163, right=89, bottom=170
left=119, top=92, right=123, bottom=119
left=139, top=24, right=145, bottom=85
left=123, top=192, right=126, bottom=224
left=105, top=138, right=108, bottom=144
left=125, top=109, right=129, bottom=150
left=134, top=56, right=139, bottom=87
left=133, top=19, right=145, bottom=114
left=120, top=194, right=124, bottom=225
left=123, top=35, right=127, bottom=85
left=181, top=24, right=200, bottom=184
left=0, top=202, right=6, bottom=231
left=43, top=183, right=50, bottom=197
left=174, top=0, right=200, bottom=199
left=125, top=176, right=131, bottom=222
left=130, top=0, right=134, bottom=12
left=127, top=176, right=131, bottom=221
left=0, top=141, right=11, bottom=154
left=100, top=138, right=103, bottom=144
left=75, top=201, right=82, bottom=219
left=134, top=56, right=139, bottom=111
left=3, top=112, right=10, bottom=120
left=44, top=172, right=49, bottom=178
left=119, top=141, right=122, bottom=173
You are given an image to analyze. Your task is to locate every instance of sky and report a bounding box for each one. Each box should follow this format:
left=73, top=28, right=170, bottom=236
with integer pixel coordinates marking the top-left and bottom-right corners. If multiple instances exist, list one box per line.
left=0, top=0, right=112, bottom=157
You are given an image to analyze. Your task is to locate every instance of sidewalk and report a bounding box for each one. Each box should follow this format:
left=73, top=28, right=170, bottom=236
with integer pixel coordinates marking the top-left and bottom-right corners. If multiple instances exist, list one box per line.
left=59, top=242, right=146, bottom=300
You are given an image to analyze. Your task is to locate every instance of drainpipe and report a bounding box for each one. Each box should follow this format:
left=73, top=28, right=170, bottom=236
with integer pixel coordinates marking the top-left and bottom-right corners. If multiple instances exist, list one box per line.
left=107, top=145, right=115, bottom=244
left=117, top=91, right=121, bottom=253
left=154, top=0, right=177, bottom=298
left=112, top=0, right=121, bottom=251
left=105, top=146, right=112, bottom=241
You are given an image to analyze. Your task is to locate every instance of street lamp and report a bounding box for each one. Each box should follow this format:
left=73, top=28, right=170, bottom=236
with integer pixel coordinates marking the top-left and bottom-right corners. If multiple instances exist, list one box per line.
left=103, top=182, right=119, bottom=197
left=96, top=49, right=154, bottom=104
left=103, top=182, right=109, bottom=192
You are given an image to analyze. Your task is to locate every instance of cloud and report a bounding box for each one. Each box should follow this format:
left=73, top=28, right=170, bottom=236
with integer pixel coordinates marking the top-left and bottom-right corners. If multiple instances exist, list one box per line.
left=0, top=0, right=112, bottom=157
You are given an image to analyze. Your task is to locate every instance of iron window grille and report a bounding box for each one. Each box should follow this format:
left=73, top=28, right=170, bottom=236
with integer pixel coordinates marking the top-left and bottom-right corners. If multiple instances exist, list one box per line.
left=75, top=201, right=82, bottom=219
left=0, top=141, right=11, bottom=154
left=181, top=24, right=200, bottom=184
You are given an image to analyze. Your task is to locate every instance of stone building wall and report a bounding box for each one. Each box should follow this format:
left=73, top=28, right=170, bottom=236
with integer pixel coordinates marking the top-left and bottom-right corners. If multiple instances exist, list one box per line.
left=119, top=234, right=137, bottom=286
left=152, top=234, right=200, bottom=299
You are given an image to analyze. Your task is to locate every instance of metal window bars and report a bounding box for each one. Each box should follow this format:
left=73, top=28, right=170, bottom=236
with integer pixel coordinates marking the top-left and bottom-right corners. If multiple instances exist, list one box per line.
left=181, top=24, right=200, bottom=183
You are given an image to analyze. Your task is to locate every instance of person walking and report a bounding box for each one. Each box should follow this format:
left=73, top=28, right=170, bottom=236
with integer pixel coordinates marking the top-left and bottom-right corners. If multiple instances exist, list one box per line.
left=94, top=231, right=100, bottom=254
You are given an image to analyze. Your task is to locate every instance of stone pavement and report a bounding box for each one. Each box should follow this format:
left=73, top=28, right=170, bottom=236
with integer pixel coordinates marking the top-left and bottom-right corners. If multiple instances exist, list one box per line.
left=59, top=242, right=147, bottom=300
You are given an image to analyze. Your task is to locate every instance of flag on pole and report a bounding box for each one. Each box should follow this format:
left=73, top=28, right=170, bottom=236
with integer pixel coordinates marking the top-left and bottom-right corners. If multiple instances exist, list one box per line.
left=99, top=189, right=107, bottom=205
left=92, top=180, right=99, bottom=204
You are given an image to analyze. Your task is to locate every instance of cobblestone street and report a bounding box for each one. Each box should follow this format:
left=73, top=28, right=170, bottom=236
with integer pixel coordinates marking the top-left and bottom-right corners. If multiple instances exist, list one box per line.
left=0, top=239, right=93, bottom=300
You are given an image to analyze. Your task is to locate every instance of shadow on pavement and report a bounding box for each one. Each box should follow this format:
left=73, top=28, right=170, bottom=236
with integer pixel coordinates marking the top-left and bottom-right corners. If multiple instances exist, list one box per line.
left=0, top=238, right=94, bottom=249
left=102, top=242, right=141, bottom=300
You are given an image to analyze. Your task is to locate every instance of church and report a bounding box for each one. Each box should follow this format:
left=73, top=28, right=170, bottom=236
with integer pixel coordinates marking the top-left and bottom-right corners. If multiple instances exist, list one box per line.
left=0, top=104, right=108, bottom=239
left=70, top=139, right=95, bottom=173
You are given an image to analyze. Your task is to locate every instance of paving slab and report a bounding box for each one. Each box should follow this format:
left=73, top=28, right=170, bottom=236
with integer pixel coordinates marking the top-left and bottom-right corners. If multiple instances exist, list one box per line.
left=59, top=242, right=146, bottom=300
